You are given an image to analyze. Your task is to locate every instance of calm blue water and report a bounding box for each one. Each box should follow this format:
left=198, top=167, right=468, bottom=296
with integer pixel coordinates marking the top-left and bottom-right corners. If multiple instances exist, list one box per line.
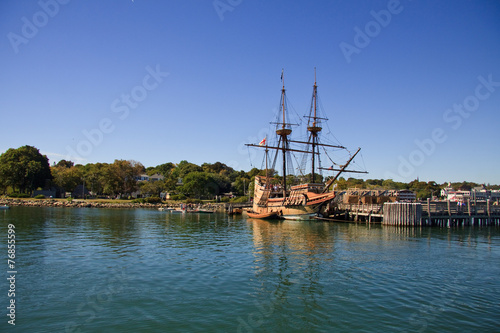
left=1, top=206, right=499, bottom=332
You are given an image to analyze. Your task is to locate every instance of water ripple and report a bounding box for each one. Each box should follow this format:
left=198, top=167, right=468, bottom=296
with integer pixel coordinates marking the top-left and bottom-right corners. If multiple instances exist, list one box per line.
left=3, top=207, right=500, bottom=332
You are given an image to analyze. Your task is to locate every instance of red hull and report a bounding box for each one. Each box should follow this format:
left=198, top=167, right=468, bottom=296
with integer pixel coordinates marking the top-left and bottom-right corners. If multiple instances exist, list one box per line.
left=246, top=211, right=281, bottom=220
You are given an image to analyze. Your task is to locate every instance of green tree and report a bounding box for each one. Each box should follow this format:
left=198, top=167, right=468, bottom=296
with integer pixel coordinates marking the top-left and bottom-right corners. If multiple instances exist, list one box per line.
left=233, top=176, right=251, bottom=196
left=173, top=161, right=203, bottom=179
left=179, top=172, right=207, bottom=198
left=104, top=160, right=144, bottom=197
left=201, top=162, right=236, bottom=180
left=334, top=177, right=348, bottom=190
left=347, top=177, right=365, bottom=188
left=147, top=162, right=176, bottom=177
left=140, top=180, right=165, bottom=197
left=211, top=173, right=231, bottom=194
left=56, top=160, right=74, bottom=168
left=365, top=179, right=383, bottom=188
left=247, top=168, right=262, bottom=178
left=51, top=164, right=83, bottom=192
left=179, top=171, right=227, bottom=199
left=82, top=162, right=107, bottom=195
left=0, top=177, right=6, bottom=195
left=0, top=145, right=52, bottom=194
left=382, top=179, right=399, bottom=190
left=101, top=163, right=122, bottom=196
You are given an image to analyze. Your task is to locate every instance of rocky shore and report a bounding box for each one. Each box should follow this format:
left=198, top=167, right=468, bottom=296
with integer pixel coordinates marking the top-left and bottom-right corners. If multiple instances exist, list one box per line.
left=0, top=198, right=226, bottom=211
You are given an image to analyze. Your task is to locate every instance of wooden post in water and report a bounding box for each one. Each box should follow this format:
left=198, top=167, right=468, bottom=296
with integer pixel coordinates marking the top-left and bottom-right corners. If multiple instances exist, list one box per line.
left=398, top=203, right=402, bottom=226
left=383, top=203, right=390, bottom=225
left=426, top=198, right=431, bottom=226
left=487, top=199, right=491, bottom=225
left=474, top=195, right=477, bottom=224
left=446, top=200, right=451, bottom=228
left=467, top=199, right=472, bottom=226
left=417, top=203, right=420, bottom=226
left=382, top=202, right=422, bottom=226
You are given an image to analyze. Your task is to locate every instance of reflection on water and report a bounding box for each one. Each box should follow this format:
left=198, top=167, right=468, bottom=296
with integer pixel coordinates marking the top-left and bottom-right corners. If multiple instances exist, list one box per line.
left=1, top=207, right=499, bottom=332
left=244, top=218, right=500, bottom=332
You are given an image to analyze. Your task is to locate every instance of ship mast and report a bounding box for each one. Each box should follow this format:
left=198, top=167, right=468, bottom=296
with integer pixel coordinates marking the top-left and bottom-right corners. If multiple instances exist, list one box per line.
left=265, top=145, right=269, bottom=185
left=307, top=68, right=322, bottom=183
left=276, top=69, right=292, bottom=196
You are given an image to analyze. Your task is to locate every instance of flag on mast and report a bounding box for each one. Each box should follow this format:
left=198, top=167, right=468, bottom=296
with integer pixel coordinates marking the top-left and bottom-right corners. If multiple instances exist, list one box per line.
left=259, top=137, right=267, bottom=146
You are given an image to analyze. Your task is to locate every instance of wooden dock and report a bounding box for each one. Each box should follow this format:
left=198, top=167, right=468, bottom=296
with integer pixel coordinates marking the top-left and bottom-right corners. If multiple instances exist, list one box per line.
left=324, top=199, right=500, bottom=227
left=417, top=198, right=500, bottom=227
left=325, top=202, right=384, bottom=223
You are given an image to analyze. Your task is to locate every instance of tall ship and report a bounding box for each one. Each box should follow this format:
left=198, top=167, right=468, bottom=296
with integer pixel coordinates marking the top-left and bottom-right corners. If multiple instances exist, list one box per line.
left=246, top=70, right=365, bottom=220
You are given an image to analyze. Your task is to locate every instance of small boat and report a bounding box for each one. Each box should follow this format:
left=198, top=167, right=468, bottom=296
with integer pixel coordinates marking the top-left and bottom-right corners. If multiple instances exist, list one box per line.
left=171, top=204, right=189, bottom=213
left=193, top=209, right=214, bottom=214
left=246, top=210, right=281, bottom=220
left=158, top=207, right=174, bottom=212
left=0, top=205, right=9, bottom=210
left=228, top=208, right=243, bottom=215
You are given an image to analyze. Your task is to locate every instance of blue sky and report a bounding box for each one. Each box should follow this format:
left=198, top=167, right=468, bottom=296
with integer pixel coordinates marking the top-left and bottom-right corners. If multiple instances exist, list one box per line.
left=1, top=0, right=499, bottom=184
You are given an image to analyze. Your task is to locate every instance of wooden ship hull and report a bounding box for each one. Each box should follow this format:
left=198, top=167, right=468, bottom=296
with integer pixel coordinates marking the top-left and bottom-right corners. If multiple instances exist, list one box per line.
left=246, top=210, right=280, bottom=220
left=249, top=176, right=335, bottom=220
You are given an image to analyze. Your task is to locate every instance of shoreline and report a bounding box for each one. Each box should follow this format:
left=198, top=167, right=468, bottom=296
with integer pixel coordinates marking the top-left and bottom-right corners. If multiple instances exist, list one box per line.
left=0, top=198, right=226, bottom=211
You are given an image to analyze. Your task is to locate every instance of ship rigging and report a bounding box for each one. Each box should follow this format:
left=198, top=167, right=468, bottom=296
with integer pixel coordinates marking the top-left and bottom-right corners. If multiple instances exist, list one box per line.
left=245, top=69, right=367, bottom=220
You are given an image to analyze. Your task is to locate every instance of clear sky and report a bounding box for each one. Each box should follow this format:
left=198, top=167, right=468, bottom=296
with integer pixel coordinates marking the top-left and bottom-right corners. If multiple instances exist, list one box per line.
left=1, top=0, right=499, bottom=184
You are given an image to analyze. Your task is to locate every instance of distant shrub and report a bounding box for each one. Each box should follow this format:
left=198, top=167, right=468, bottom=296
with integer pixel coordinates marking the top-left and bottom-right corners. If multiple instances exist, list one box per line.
left=230, top=196, right=248, bottom=203
left=186, top=198, right=203, bottom=204
left=170, top=194, right=186, bottom=201
left=145, top=196, right=162, bottom=204
left=133, top=197, right=163, bottom=204
left=8, top=193, right=30, bottom=198
left=34, top=194, right=45, bottom=199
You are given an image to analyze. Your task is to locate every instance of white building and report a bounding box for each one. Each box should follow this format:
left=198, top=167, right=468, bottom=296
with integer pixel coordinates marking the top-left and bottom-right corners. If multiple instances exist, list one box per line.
left=471, top=186, right=500, bottom=203
left=442, top=183, right=499, bottom=203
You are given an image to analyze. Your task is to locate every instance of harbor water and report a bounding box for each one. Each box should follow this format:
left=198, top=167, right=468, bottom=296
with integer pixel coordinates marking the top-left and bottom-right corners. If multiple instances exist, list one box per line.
left=1, top=207, right=499, bottom=332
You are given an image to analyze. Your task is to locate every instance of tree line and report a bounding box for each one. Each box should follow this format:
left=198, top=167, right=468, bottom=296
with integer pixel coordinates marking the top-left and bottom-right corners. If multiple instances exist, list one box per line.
left=0, top=145, right=497, bottom=200
left=0, top=146, right=258, bottom=200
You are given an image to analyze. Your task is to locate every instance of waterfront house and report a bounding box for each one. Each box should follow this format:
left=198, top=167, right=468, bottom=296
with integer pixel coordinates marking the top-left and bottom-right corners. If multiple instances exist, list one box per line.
left=441, top=183, right=500, bottom=203
left=397, top=189, right=416, bottom=202
left=136, top=174, right=150, bottom=181
left=471, top=185, right=500, bottom=203
left=149, top=173, right=165, bottom=182
left=32, top=187, right=64, bottom=198
left=72, top=185, right=90, bottom=199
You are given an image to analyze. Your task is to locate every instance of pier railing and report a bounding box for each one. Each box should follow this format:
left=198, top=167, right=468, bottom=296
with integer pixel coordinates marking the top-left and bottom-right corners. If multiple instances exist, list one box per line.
left=330, top=202, right=384, bottom=223
left=422, top=199, right=499, bottom=216
left=330, top=200, right=500, bottom=227
left=383, top=200, right=500, bottom=227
